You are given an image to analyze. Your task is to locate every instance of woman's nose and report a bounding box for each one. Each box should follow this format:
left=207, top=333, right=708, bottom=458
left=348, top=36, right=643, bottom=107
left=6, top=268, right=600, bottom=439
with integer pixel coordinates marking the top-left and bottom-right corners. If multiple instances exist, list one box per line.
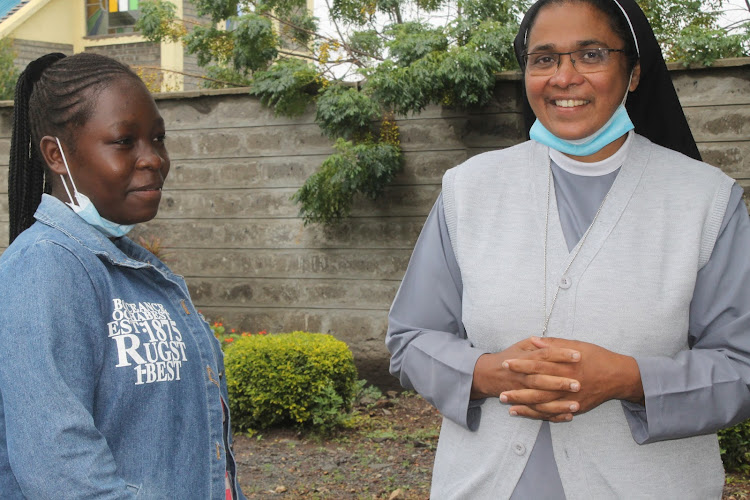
left=136, top=143, right=165, bottom=170
left=549, top=54, right=584, bottom=87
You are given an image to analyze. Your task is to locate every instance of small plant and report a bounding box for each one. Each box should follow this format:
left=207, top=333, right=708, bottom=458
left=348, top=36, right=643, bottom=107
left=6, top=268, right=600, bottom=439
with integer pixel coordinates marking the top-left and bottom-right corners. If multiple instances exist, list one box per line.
left=224, top=331, right=358, bottom=432
left=354, top=379, right=384, bottom=407
left=719, top=419, right=750, bottom=473
left=137, top=235, right=170, bottom=262
left=209, top=319, right=268, bottom=350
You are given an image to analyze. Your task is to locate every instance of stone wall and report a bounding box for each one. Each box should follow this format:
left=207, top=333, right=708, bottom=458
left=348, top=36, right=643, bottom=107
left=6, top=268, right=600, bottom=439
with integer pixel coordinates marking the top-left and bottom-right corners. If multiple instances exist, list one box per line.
left=0, top=59, right=748, bottom=387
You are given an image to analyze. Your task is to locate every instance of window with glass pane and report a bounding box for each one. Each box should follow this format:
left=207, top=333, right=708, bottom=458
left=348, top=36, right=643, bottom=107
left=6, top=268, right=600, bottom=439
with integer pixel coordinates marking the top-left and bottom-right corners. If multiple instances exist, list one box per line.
left=86, top=0, right=142, bottom=36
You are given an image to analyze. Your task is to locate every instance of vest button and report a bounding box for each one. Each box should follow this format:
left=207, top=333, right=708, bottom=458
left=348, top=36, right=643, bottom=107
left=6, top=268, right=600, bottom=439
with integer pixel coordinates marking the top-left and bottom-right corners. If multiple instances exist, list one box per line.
left=513, top=443, right=526, bottom=456
left=559, top=276, right=572, bottom=289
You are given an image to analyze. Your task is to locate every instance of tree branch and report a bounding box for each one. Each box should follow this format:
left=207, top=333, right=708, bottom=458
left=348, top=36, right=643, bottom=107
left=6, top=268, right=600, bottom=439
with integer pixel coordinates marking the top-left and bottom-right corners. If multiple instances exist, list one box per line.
left=136, top=65, right=248, bottom=87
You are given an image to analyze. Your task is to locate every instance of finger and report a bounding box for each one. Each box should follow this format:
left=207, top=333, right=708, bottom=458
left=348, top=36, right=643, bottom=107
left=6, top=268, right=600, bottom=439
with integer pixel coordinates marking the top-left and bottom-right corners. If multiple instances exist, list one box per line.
left=502, top=363, right=581, bottom=391
left=508, top=345, right=580, bottom=364
left=529, top=336, right=549, bottom=349
left=526, top=399, right=580, bottom=415
left=499, top=389, right=562, bottom=405
left=508, top=405, right=574, bottom=422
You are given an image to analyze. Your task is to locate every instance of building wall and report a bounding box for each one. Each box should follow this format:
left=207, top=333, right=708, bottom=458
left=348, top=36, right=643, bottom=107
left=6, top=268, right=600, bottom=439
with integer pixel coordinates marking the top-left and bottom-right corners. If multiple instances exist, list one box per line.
left=1, top=0, right=78, bottom=46
left=0, top=60, right=748, bottom=386
left=84, top=40, right=160, bottom=67
left=11, top=38, right=73, bottom=69
left=84, top=41, right=161, bottom=87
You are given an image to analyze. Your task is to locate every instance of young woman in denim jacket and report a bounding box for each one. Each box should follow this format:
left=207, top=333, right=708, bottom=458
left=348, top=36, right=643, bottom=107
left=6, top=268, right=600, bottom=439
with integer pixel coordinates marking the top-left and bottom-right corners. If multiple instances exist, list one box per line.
left=0, top=53, right=246, bottom=499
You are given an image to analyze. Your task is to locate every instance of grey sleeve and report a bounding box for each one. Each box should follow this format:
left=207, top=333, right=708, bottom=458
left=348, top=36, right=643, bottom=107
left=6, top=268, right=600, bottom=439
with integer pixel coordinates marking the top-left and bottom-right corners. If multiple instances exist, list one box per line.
left=386, top=194, right=488, bottom=431
left=625, top=183, right=750, bottom=443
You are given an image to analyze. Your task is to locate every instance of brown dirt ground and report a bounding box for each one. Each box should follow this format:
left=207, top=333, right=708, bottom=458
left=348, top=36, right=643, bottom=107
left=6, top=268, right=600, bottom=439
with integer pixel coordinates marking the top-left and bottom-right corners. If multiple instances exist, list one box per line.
left=233, top=392, right=750, bottom=499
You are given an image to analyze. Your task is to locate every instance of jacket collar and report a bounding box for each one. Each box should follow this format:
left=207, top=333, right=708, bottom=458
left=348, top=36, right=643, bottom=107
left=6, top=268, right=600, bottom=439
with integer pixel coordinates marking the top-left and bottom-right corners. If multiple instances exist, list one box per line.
left=34, top=194, right=157, bottom=270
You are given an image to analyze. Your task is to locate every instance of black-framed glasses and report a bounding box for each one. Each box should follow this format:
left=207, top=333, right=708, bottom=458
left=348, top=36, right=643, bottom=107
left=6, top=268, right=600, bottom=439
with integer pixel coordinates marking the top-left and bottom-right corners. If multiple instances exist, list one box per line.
left=523, top=48, right=627, bottom=76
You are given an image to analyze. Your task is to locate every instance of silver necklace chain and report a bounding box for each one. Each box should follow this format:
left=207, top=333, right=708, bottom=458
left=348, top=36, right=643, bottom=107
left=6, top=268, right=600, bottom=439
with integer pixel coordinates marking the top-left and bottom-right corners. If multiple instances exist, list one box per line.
left=542, top=163, right=610, bottom=336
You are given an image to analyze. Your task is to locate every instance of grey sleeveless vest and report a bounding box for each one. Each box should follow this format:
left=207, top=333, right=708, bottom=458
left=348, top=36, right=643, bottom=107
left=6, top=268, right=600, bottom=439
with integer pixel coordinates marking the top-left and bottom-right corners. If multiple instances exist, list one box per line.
left=434, top=135, right=733, bottom=499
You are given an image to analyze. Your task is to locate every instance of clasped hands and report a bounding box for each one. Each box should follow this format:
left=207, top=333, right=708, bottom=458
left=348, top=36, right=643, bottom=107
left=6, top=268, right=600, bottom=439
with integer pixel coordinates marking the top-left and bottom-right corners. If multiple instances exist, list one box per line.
left=470, top=337, right=643, bottom=423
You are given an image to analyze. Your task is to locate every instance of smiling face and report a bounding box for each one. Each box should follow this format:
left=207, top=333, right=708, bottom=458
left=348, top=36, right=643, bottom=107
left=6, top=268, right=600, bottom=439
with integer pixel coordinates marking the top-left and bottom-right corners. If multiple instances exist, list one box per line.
left=48, top=77, right=170, bottom=225
left=524, top=1, right=640, bottom=158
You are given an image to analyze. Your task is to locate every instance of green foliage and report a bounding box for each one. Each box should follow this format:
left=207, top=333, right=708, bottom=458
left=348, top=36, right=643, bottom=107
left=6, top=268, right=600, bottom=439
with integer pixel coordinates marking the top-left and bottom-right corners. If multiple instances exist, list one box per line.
left=348, top=29, right=384, bottom=60
left=136, top=0, right=748, bottom=225
left=637, top=0, right=749, bottom=65
left=670, top=25, right=749, bottom=67
left=223, top=331, right=358, bottom=431
left=137, top=0, right=184, bottom=42
left=0, top=39, right=19, bottom=101
left=330, top=0, right=376, bottom=25
left=719, top=419, right=750, bottom=473
left=315, top=85, right=381, bottom=139
left=385, top=22, right=448, bottom=66
left=439, top=44, right=502, bottom=107
left=250, top=58, right=319, bottom=116
left=192, top=0, right=241, bottom=22
left=292, top=138, right=402, bottom=224
left=231, top=14, right=280, bottom=72
left=362, top=56, right=443, bottom=115
left=184, top=25, right=234, bottom=68
left=201, top=65, right=253, bottom=89
left=467, top=20, right=521, bottom=70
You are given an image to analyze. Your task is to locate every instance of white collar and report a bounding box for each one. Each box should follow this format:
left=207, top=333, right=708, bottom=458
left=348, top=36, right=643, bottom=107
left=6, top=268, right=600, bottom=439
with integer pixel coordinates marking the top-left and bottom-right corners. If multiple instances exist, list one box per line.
left=549, top=131, right=633, bottom=177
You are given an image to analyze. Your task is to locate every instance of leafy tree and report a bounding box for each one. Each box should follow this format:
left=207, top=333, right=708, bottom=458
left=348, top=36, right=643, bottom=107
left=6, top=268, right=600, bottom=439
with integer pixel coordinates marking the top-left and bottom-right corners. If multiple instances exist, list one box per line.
left=0, top=38, right=20, bottom=101
left=137, top=0, right=748, bottom=224
left=640, top=0, right=749, bottom=66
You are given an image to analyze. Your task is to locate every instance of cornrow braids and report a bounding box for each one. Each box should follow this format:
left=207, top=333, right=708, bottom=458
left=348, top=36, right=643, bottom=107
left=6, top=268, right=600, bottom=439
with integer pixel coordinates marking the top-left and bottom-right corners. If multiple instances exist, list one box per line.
left=8, top=52, right=141, bottom=244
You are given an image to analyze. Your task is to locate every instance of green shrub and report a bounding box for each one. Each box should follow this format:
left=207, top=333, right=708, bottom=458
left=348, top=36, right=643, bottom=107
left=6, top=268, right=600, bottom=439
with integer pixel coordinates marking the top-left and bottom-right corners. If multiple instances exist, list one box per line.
left=719, top=419, right=750, bottom=473
left=224, top=331, right=358, bottom=432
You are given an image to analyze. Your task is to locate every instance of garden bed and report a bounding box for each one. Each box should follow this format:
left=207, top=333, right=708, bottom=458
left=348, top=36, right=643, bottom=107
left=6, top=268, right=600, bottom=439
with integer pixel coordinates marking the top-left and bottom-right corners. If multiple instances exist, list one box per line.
left=233, top=391, right=749, bottom=499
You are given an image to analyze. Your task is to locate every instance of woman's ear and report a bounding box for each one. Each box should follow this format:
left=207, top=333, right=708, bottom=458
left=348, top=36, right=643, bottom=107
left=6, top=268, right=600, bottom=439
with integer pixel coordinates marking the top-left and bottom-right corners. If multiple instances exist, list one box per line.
left=629, top=62, right=642, bottom=92
left=39, top=136, right=66, bottom=175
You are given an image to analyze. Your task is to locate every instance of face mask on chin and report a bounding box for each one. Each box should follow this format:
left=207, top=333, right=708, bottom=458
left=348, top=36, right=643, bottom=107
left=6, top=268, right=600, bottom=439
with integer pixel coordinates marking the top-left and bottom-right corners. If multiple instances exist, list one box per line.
left=530, top=71, right=636, bottom=157
left=56, top=137, right=135, bottom=238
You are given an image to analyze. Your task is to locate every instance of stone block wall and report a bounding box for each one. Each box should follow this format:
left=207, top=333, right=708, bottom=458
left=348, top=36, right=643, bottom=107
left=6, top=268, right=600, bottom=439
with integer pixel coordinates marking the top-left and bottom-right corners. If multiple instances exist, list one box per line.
left=0, top=59, right=748, bottom=387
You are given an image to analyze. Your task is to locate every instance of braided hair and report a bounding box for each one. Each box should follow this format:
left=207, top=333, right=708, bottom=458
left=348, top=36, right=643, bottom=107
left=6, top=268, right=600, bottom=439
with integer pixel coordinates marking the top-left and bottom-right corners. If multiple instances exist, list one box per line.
left=8, top=52, right=141, bottom=244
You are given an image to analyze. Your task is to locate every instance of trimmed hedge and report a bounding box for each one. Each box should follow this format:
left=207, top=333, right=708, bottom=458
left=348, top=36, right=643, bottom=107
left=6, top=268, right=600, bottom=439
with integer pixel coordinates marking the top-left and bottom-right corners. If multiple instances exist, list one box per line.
left=224, top=331, right=357, bottom=431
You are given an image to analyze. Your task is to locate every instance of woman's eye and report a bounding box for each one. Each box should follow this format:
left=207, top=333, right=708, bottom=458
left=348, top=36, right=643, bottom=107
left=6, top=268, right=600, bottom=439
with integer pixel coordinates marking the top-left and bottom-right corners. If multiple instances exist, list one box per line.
left=154, top=134, right=166, bottom=144
left=114, top=137, right=133, bottom=146
left=580, top=50, right=604, bottom=62
left=532, top=55, right=556, bottom=66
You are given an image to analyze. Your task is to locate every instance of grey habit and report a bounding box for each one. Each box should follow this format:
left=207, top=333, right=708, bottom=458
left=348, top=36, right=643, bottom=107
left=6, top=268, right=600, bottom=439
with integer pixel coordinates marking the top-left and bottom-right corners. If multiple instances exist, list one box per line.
left=386, top=143, right=750, bottom=498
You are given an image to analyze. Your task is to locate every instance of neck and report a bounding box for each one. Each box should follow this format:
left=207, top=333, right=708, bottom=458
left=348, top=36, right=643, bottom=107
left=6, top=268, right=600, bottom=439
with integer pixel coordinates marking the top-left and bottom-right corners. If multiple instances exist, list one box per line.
left=562, top=133, right=629, bottom=163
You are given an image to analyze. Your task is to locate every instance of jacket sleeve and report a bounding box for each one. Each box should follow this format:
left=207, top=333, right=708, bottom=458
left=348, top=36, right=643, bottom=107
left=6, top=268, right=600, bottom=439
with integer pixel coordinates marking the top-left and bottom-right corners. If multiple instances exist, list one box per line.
left=625, top=183, right=750, bottom=443
left=386, top=194, right=488, bottom=430
left=0, top=241, right=135, bottom=498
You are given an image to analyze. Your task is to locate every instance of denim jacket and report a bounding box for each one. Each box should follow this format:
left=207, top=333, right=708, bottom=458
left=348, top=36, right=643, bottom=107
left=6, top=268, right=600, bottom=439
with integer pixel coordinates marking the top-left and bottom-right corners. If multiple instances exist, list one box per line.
left=0, top=195, right=245, bottom=499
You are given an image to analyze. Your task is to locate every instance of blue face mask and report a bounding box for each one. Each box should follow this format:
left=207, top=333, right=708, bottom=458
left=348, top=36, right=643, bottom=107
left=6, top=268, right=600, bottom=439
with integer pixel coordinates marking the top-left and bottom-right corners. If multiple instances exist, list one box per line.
left=529, top=69, right=636, bottom=157
left=529, top=104, right=634, bottom=157
left=56, top=137, right=135, bottom=238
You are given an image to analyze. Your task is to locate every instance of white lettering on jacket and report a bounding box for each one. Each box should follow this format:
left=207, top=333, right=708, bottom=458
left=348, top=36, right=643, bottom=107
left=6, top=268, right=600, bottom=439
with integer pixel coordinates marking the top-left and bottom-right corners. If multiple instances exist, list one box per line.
left=107, top=299, right=187, bottom=385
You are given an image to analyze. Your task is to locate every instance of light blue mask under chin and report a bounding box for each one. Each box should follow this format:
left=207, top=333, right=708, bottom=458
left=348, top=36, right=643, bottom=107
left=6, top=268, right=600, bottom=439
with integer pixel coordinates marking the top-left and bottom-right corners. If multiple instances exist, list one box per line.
left=56, top=137, right=135, bottom=238
left=529, top=103, right=634, bottom=157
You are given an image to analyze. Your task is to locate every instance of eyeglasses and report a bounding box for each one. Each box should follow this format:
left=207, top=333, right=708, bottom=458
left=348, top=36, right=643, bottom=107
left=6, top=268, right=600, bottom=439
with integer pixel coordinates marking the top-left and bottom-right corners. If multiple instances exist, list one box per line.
left=523, top=48, right=627, bottom=76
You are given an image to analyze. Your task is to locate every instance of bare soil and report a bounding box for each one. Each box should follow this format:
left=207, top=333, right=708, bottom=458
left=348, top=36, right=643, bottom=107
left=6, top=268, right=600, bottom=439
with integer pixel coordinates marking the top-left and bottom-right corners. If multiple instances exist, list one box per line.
left=233, top=392, right=750, bottom=499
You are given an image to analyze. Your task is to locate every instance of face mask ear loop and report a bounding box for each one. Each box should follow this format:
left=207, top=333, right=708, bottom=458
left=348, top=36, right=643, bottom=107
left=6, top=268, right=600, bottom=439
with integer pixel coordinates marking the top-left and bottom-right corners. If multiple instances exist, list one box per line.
left=622, top=70, right=634, bottom=106
left=55, top=137, right=80, bottom=207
